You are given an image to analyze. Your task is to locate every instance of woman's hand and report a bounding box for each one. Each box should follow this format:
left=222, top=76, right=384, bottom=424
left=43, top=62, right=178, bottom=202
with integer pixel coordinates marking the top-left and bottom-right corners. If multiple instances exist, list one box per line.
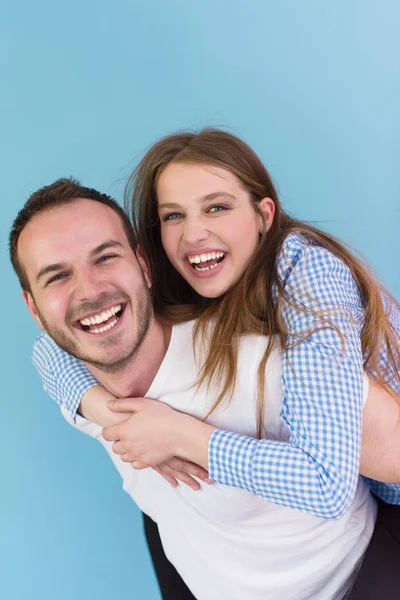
left=103, top=397, right=216, bottom=473
left=103, top=397, right=188, bottom=465
left=152, top=458, right=213, bottom=491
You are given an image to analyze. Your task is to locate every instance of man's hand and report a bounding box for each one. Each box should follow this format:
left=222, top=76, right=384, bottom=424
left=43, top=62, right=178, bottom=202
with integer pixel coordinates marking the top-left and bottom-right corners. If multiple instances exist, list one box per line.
left=103, top=397, right=216, bottom=473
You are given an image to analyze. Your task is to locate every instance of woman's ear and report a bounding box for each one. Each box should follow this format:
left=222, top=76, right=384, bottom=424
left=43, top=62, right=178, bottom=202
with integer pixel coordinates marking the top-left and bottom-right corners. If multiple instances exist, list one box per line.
left=258, top=197, right=275, bottom=233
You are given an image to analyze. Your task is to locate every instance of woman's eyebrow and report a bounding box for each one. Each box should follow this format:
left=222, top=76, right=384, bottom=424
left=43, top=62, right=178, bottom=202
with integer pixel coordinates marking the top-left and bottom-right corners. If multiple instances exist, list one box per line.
left=159, top=192, right=236, bottom=210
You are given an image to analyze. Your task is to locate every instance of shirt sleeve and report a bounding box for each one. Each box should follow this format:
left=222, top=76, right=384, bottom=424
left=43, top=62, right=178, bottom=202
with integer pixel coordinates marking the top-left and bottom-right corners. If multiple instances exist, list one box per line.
left=32, top=332, right=99, bottom=423
left=363, top=298, right=400, bottom=504
left=365, top=480, right=400, bottom=504
left=208, top=234, right=366, bottom=519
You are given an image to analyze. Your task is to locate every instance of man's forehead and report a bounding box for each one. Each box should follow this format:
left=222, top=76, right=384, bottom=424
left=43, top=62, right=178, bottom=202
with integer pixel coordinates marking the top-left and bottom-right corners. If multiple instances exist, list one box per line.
left=18, top=199, right=131, bottom=271
left=33, top=197, right=122, bottom=224
left=23, top=199, right=126, bottom=243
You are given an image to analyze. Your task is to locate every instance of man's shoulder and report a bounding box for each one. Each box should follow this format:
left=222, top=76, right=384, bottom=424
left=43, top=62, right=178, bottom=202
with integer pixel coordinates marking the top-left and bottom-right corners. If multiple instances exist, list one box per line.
left=170, top=320, right=196, bottom=351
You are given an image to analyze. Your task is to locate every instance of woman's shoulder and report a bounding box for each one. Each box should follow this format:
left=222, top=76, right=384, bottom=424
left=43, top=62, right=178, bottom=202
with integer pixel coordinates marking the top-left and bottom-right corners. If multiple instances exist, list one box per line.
left=276, top=232, right=350, bottom=288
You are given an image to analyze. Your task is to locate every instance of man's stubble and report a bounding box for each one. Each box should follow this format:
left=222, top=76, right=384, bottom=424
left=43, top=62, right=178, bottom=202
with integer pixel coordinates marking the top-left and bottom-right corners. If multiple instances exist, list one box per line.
left=35, top=284, right=153, bottom=374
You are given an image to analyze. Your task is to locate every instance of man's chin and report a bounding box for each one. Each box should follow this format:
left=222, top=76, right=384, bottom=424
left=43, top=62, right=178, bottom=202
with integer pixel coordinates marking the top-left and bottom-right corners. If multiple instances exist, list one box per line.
left=42, top=327, right=130, bottom=373
left=64, top=338, right=136, bottom=373
left=81, top=350, right=136, bottom=373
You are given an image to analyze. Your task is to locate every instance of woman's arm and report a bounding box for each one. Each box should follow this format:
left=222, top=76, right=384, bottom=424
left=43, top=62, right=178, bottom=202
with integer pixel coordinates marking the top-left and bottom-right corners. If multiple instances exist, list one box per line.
left=106, top=238, right=368, bottom=519
left=32, top=333, right=210, bottom=489
left=79, top=385, right=131, bottom=426
left=32, top=332, right=99, bottom=422
left=203, top=237, right=371, bottom=519
left=360, top=378, right=400, bottom=483
left=105, top=377, right=400, bottom=504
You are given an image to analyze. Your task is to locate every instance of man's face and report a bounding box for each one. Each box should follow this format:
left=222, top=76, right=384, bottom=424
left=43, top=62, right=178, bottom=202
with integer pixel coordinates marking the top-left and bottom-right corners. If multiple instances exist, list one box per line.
left=18, top=198, right=153, bottom=372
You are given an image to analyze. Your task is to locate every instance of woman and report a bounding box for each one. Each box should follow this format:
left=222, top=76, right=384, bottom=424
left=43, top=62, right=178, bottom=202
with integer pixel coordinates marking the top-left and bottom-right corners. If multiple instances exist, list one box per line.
left=33, top=129, right=399, bottom=598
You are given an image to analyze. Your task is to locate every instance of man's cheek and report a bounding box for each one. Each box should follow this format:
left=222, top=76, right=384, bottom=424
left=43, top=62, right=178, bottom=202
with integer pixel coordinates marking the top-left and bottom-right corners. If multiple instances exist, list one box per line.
left=40, top=296, right=68, bottom=328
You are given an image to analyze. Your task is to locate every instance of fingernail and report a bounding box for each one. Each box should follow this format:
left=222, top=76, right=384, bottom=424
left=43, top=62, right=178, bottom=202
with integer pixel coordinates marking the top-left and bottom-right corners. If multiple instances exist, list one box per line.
left=205, top=478, right=213, bottom=485
left=191, top=484, right=199, bottom=491
left=107, top=400, right=114, bottom=408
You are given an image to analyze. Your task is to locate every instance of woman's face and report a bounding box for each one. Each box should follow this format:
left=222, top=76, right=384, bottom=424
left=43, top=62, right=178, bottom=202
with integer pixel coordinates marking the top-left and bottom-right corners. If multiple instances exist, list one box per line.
left=157, top=162, right=274, bottom=298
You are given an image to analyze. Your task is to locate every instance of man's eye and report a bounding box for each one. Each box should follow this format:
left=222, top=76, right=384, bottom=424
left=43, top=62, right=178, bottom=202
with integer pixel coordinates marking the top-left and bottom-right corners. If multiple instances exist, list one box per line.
left=162, top=213, right=183, bottom=221
left=47, top=273, right=67, bottom=285
left=97, top=254, right=116, bottom=263
left=208, top=205, right=228, bottom=213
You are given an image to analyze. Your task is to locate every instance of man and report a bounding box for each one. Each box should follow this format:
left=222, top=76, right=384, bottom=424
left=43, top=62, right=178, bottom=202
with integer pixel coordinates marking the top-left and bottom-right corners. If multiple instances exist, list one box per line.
left=10, top=178, right=400, bottom=600
left=10, top=179, right=198, bottom=600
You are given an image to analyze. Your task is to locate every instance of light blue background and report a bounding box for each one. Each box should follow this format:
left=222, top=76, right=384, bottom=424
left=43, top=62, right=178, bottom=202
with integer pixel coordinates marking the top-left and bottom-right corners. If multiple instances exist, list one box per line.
left=1, top=1, right=399, bottom=599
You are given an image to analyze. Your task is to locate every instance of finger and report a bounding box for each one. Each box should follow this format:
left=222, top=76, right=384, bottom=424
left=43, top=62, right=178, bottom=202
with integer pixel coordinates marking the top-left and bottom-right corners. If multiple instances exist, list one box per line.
left=112, top=440, right=124, bottom=455
left=152, top=466, right=178, bottom=488
left=131, top=460, right=149, bottom=470
left=107, top=397, right=146, bottom=413
left=166, top=458, right=212, bottom=484
left=120, top=453, right=133, bottom=463
left=102, top=424, right=121, bottom=442
left=159, top=465, right=201, bottom=491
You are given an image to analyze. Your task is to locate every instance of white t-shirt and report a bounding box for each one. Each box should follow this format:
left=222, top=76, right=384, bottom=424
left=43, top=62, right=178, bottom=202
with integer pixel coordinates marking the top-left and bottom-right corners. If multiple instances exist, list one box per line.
left=63, top=321, right=375, bottom=600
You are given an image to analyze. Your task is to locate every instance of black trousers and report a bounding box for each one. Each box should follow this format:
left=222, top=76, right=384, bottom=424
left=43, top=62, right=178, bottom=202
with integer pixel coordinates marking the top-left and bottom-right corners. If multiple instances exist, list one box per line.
left=349, top=498, right=400, bottom=599
left=143, top=513, right=196, bottom=600
left=144, top=499, right=400, bottom=600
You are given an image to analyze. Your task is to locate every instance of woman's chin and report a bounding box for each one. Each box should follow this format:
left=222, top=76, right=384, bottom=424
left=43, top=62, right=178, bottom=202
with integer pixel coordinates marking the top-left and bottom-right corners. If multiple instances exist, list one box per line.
left=190, top=277, right=231, bottom=299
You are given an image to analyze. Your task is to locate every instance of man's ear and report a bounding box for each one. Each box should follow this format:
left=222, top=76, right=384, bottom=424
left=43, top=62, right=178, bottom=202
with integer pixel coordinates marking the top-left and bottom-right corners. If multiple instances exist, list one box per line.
left=135, top=245, right=152, bottom=289
left=258, top=197, right=275, bottom=233
left=22, top=290, right=45, bottom=330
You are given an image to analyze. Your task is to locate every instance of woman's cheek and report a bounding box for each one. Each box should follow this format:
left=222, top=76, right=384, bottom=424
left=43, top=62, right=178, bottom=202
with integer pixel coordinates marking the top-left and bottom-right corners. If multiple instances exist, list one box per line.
left=161, top=228, right=176, bottom=263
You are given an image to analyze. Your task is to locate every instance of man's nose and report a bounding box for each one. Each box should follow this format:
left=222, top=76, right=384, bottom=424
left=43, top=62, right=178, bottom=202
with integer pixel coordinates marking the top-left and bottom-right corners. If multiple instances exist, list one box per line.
left=182, top=217, right=208, bottom=245
left=74, top=271, right=109, bottom=302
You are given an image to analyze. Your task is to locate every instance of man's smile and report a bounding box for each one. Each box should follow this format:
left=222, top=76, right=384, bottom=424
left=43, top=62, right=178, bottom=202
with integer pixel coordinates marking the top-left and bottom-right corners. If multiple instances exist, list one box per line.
left=74, top=303, right=126, bottom=335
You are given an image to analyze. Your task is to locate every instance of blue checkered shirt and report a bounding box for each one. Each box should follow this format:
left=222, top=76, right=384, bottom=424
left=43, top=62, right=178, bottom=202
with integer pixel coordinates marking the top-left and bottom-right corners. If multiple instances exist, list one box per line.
left=32, top=233, right=400, bottom=518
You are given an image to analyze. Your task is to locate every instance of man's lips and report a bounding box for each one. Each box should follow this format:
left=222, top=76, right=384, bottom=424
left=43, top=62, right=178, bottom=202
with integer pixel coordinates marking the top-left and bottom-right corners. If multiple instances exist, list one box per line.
left=73, top=303, right=126, bottom=334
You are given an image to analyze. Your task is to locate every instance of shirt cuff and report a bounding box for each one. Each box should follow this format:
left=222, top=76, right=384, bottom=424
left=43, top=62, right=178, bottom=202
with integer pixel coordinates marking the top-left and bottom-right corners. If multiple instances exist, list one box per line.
left=208, top=429, right=258, bottom=492
left=63, top=381, right=100, bottom=424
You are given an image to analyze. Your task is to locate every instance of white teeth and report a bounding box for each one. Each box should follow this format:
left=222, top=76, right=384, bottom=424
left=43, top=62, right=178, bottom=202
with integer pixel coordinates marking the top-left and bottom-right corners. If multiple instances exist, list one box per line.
left=188, top=252, right=225, bottom=265
left=80, top=304, right=122, bottom=327
left=90, top=318, right=118, bottom=334
left=194, top=262, right=221, bottom=272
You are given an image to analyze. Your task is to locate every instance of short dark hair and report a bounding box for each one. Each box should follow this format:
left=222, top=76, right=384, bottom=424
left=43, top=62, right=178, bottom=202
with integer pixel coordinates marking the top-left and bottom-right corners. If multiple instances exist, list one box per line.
left=9, top=177, right=137, bottom=292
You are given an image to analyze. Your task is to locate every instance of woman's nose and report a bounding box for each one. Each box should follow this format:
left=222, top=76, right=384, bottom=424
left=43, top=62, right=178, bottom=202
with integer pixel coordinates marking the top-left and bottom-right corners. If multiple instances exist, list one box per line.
left=182, top=218, right=208, bottom=245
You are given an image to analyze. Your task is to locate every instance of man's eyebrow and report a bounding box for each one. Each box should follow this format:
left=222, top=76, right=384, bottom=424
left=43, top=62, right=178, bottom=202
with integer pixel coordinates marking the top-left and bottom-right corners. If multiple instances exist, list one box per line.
left=88, top=240, right=124, bottom=258
left=158, top=192, right=236, bottom=210
left=36, top=263, right=67, bottom=284
left=36, top=241, right=124, bottom=284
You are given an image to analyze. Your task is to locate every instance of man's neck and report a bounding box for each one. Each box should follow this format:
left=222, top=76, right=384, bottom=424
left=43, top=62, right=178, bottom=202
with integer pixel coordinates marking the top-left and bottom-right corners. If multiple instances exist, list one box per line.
left=84, top=319, right=172, bottom=399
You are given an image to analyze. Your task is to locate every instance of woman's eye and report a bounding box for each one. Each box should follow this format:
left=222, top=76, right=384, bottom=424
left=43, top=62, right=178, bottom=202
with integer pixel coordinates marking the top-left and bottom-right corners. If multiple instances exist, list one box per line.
left=208, top=205, right=228, bottom=213
left=163, top=213, right=183, bottom=221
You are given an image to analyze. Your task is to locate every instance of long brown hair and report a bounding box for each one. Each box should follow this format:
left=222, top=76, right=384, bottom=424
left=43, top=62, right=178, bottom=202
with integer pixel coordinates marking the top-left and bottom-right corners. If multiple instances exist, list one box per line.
left=125, top=129, right=399, bottom=436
